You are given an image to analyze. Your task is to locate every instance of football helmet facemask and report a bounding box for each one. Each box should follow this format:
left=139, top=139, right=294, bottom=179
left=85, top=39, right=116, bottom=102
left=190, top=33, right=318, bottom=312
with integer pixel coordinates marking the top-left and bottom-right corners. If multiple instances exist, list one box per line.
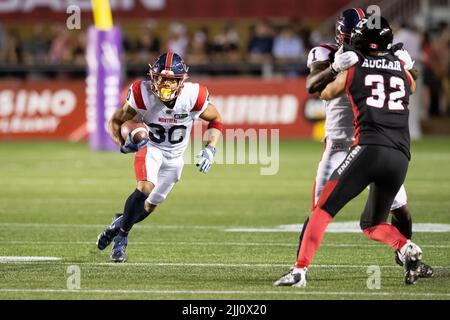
left=148, top=52, right=189, bottom=102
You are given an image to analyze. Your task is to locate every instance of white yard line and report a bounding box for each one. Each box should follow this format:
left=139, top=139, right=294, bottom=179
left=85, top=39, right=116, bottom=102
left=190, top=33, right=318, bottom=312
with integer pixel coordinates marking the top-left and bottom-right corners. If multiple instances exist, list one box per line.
left=0, top=223, right=224, bottom=230
left=0, top=256, right=61, bottom=262
left=0, top=261, right=448, bottom=269
left=226, top=222, right=450, bottom=233
left=0, top=288, right=449, bottom=297
left=1, top=240, right=449, bottom=248
left=2, top=221, right=449, bottom=232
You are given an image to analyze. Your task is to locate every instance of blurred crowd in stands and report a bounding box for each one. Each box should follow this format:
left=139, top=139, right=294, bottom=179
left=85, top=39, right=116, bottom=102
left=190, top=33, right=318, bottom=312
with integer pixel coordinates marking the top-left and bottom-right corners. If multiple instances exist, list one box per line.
left=0, top=20, right=310, bottom=68
left=0, top=19, right=449, bottom=117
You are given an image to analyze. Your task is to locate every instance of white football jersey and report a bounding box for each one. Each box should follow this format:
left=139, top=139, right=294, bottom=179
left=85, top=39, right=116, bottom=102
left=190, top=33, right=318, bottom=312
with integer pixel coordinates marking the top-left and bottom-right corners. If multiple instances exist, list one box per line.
left=307, top=44, right=354, bottom=141
left=126, top=80, right=209, bottom=158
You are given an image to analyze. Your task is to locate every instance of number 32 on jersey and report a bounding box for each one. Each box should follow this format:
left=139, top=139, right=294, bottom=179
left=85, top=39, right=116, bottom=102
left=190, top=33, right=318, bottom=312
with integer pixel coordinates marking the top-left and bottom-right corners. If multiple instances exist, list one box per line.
left=364, top=75, right=406, bottom=110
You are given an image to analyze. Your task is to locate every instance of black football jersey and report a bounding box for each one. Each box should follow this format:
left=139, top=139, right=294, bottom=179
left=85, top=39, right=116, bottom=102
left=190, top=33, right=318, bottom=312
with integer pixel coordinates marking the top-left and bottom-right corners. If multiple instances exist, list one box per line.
left=345, top=52, right=412, bottom=159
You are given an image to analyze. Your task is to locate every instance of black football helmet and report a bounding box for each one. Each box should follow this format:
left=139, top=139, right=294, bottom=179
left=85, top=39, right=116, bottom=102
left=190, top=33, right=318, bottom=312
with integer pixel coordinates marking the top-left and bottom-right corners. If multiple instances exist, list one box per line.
left=350, top=16, right=393, bottom=54
left=148, top=52, right=189, bottom=102
left=335, top=8, right=367, bottom=45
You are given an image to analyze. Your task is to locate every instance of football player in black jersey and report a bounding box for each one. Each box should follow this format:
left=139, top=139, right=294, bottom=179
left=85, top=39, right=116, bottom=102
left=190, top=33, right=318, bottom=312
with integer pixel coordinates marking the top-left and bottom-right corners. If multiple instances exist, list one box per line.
left=275, top=16, right=428, bottom=287
left=275, top=9, right=432, bottom=288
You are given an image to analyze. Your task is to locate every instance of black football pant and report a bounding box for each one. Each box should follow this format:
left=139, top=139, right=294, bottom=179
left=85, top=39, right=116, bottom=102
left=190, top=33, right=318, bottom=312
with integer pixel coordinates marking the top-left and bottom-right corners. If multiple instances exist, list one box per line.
left=296, top=145, right=409, bottom=257
left=309, top=144, right=408, bottom=230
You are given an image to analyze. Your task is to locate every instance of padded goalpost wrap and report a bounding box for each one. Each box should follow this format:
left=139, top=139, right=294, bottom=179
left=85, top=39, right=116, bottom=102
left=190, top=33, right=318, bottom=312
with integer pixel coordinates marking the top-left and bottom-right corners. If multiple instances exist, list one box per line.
left=86, top=0, right=123, bottom=150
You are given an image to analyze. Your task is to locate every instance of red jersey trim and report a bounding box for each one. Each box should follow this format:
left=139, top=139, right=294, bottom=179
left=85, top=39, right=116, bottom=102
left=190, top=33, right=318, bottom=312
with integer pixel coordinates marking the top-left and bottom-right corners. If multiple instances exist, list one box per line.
left=191, top=85, right=208, bottom=112
left=345, top=66, right=360, bottom=146
left=132, top=80, right=146, bottom=110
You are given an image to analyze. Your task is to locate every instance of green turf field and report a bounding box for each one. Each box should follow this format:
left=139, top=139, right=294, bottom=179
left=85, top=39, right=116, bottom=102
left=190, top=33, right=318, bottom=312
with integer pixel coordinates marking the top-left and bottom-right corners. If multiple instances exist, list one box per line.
left=0, top=138, right=449, bottom=300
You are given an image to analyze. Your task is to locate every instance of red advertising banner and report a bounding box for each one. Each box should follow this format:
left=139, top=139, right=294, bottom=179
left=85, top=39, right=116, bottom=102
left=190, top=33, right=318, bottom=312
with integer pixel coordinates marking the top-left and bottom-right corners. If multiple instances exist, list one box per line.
left=198, top=78, right=313, bottom=138
left=0, top=80, right=87, bottom=141
left=0, top=78, right=313, bottom=141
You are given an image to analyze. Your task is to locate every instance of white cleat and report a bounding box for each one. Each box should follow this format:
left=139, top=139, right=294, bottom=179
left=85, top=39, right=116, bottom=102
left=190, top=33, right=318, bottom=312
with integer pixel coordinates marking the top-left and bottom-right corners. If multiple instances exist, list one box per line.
left=273, top=267, right=308, bottom=287
left=291, top=267, right=308, bottom=288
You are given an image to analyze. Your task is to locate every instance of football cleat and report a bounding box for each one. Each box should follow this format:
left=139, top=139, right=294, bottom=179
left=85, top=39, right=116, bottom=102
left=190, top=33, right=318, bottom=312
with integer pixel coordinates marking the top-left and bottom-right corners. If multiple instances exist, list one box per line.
left=273, top=267, right=308, bottom=288
left=399, top=241, right=423, bottom=285
left=395, top=250, right=434, bottom=278
left=110, top=235, right=128, bottom=263
left=417, top=263, right=434, bottom=278
left=97, top=213, right=123, bottom=250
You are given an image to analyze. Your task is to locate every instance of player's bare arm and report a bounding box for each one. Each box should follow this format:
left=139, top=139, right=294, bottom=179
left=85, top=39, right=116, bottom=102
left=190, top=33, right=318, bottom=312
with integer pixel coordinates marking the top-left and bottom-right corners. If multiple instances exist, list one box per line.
left=319, top=70, right=347, bottom=100
left=405, top=68, right=416, bottom=94
left=199, top=103, right=223, bottom=148
left=408, top=66, right=418, bottom=80
left=108, top=102, right=137, bottom=145
left=306, top=60, right=335, bottom=94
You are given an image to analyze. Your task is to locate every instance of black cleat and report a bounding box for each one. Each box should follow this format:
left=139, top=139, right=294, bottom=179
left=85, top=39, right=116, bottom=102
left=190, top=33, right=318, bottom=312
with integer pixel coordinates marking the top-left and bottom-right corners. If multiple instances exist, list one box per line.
left=395, top=250, right=433, bottom=278
left=401, top=241, right=423, bottom=285
left=96, top=214, right=122, bottom=250
left=110, top=235, right=128, bottom=263
left=417, top=263, right=434, bottom=278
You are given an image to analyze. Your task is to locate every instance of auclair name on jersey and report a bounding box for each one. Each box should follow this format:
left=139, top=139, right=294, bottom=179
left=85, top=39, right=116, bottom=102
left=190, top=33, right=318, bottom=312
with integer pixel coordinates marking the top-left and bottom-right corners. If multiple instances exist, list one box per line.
left=361, top=58, right=402, bottom=71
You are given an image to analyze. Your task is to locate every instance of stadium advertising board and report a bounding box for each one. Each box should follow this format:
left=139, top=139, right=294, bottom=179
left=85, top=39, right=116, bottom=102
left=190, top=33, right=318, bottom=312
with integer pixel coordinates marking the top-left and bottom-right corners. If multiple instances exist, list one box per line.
left=0, top=78, right=313, bottom=141
left=199, top=78, right=313, bottom=138
left=0, top=80, right=87, bottom=141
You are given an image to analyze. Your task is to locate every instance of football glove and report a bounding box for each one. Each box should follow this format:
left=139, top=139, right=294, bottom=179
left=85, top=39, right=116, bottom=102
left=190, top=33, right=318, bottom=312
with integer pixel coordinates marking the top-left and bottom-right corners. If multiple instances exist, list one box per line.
left=394, top=48, right=415, bottom=70
left=120, top=132, right=148, bottom=154
left=331, top=46, right=359, bottom=74
left=196, top=145, right=216, bottom=174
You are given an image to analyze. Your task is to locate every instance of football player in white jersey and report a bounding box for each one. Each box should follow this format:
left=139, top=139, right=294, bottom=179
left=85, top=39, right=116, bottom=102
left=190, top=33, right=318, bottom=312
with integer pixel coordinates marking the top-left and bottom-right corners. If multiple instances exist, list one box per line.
left=274, top=8, right=432, bottom=286
left=96, top=52, right=223, bottom=262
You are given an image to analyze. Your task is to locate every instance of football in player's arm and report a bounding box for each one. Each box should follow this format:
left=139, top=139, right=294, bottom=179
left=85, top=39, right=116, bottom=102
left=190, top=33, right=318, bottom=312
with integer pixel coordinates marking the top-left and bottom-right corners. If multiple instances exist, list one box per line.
left=107, top=98, right=222, bottom=172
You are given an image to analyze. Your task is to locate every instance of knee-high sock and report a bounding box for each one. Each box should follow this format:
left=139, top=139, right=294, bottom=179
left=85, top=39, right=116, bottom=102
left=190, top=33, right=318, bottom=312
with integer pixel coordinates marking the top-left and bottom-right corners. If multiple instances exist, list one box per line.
left=362, top=223, right=408, bottom=251
left=296, top=207, right=333, bottom=268
left=120, top=189, right=149, bottom=234
left=391, top=207, right=412, bottom=239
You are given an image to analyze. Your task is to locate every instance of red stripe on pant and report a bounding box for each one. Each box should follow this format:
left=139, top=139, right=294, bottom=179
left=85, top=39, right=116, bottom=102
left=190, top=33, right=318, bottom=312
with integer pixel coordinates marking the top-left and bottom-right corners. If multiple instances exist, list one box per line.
left=134, top=147, right=148, bottom=181
left=362, top=223, right=408, bottom=251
